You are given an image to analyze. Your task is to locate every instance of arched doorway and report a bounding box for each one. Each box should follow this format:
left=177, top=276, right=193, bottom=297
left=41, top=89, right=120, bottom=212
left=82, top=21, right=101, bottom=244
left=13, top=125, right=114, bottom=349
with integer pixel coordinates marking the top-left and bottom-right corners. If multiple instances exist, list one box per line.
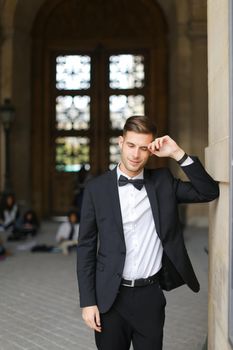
left=31, top=0, right=168, bottom=216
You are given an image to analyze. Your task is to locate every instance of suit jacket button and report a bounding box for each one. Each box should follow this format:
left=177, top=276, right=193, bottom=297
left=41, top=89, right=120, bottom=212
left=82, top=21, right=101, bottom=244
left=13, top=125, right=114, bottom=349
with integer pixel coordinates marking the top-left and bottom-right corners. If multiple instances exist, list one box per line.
left=121, top=252, right=126, bottom=256
left=117, top=273, right=121, bottom=278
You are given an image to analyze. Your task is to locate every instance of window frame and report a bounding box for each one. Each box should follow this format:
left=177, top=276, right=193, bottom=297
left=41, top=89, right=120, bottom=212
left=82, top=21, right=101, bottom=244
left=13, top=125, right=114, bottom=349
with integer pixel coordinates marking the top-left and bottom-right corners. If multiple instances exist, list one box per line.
left=106, top=49, right=150, bottom=169
left=52, top=51, right=93, bottom=173
left=51, top=49, right=149, bottom=172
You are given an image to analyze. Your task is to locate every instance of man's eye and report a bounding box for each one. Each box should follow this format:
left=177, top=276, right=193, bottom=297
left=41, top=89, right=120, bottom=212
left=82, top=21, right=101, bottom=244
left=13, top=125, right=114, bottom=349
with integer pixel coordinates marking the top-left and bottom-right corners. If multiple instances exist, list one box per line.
left=141, top=147, right=148, bottom=151
left=128, top=144, right=134, bottom=148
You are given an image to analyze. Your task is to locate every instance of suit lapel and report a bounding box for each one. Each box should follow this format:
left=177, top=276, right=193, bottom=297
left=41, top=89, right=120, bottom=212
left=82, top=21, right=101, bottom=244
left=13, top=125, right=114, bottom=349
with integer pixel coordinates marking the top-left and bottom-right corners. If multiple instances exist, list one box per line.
left=108, top=168, right=125, bottom=242
left=144, top=169, right=161, bottom=239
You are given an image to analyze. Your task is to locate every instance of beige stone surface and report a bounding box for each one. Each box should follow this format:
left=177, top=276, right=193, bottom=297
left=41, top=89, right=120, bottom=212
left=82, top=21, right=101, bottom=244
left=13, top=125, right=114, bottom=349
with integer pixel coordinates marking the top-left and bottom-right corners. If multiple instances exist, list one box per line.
left=207, top=0, right=231, bottom=349
left=205, top=137, right=229, bottom=182
left=208, top=186, right=230, bottom=350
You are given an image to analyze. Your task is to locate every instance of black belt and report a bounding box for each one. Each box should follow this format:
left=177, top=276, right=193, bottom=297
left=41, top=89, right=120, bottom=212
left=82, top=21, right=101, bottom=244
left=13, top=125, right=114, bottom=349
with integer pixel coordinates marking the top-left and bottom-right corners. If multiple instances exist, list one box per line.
left=121, top=272, right=159, bottom=287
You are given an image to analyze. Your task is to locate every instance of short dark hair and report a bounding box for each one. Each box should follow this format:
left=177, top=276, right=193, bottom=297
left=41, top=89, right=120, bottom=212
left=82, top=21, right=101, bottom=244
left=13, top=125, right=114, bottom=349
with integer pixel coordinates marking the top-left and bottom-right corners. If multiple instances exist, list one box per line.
left=123, top=115, right=157, bottom=138
left=67, top=209, right=78, bottom=219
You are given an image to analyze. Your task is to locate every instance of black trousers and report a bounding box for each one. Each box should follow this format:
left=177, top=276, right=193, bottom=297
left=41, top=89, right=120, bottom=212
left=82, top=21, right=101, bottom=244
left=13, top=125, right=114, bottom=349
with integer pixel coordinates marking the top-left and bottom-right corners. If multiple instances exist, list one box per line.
left=95, top=281, right=166, bottom=350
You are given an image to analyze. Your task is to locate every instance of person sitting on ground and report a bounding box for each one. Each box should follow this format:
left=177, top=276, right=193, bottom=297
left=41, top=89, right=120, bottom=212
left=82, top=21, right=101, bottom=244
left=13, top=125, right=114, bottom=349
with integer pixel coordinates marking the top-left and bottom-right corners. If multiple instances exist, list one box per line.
left=8, top=209, right=39, bottom=241
left=0, top=238, right=11, bottom=260
left=0, top=193, right=20, bottom=231
left=56, top=209, right=79, bottom=255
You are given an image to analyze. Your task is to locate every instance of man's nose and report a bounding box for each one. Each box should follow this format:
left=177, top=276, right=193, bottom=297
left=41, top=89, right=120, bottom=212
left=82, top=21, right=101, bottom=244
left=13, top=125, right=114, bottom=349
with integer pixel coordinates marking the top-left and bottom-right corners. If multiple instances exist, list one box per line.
left=132, top=148, right=140, bottom=158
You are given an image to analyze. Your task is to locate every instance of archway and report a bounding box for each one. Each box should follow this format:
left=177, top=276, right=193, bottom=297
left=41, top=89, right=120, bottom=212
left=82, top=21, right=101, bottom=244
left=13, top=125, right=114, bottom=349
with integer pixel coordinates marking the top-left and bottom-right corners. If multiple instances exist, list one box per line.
left=31, top=0, right=169, bottom=216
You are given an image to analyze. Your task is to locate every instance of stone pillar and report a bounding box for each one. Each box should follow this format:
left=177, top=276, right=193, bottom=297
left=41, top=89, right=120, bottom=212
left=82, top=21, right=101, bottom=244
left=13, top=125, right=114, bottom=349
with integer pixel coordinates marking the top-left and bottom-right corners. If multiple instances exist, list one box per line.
left=169, top=1, right=192, bottom=152
left=187, top=2, right=209, bottom=226
left=206, top=0, right=230, bottom=349
left=11, top=26, right=32, bottom=208
left=189, top=20, right=207, bottom=161
left=168, top=1, right=208, bottom=226
left=0, top=0, right=45, bottom=206
left=0, top=0, right=17, bottom=192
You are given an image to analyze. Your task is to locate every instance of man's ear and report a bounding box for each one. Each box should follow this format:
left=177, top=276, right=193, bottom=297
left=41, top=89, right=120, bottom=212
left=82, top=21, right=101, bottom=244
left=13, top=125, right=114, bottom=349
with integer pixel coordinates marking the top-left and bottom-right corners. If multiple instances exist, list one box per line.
left=118, top=136, right=124, bottom=149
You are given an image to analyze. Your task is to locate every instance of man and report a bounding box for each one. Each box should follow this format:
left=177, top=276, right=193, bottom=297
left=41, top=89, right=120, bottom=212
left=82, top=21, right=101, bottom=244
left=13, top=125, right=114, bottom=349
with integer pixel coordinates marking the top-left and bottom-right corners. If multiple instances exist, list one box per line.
left=77, top=115, right=219, bottom=350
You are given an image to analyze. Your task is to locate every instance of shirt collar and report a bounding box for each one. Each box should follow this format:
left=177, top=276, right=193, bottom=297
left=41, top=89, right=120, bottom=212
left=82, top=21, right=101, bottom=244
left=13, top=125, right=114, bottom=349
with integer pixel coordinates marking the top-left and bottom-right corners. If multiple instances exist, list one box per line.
left=117, top=163, right=144, bottom=180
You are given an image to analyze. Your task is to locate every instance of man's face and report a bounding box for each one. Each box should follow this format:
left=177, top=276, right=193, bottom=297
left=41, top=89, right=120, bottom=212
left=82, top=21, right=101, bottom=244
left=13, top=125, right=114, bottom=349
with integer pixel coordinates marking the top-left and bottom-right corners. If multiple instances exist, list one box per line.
left=118, top=131, right=153, bottom=177
left=69, top=213, right=78, bottom=224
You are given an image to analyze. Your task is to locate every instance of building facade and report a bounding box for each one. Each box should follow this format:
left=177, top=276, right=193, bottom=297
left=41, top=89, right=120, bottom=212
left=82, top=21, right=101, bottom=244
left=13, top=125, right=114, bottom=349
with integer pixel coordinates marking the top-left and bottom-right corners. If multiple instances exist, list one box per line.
left=0, top=0, right=208, bottom=219
left=1, top=1, right=230, bottom=348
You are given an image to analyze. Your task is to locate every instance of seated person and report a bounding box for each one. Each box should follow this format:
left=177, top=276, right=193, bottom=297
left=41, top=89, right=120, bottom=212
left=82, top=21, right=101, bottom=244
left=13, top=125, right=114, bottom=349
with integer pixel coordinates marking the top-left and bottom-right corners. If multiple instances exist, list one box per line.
left=56, top=209, right=79, bottom=255
left=8, top=210, right=39, bottom=240
left=0, top=193, right=20, bottom=231
left=0, top=238, right=6, bottom=260
left=0, top=238, right=11, bottom=260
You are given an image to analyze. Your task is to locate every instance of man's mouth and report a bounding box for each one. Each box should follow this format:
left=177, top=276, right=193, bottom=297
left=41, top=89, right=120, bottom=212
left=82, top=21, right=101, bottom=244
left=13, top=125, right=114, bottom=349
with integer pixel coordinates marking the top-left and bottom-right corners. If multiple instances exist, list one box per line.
left=129, top=159, right=141, bottom=165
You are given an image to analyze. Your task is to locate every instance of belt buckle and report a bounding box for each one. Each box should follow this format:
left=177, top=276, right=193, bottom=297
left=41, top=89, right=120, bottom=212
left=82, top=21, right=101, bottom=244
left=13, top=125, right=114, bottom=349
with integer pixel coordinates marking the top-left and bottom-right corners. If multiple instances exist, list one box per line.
left=122, top=279, right=135, bottom=287
left=129, top=279, right=135, bottom=287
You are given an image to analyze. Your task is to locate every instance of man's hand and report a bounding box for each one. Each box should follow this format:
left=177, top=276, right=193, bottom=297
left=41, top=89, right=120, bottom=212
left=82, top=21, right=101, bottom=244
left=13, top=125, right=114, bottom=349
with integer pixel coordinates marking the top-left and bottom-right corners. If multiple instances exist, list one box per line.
left=148, top=135, right=185, bottom=161
left=82, top=305, right=102, bottom=332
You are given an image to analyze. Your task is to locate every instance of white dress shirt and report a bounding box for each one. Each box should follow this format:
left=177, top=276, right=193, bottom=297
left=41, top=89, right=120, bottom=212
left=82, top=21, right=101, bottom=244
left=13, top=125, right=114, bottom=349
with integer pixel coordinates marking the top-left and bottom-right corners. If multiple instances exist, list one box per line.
left=117, top=157, right=193, bottom=280
left=117, top=166, right=163, bottom=280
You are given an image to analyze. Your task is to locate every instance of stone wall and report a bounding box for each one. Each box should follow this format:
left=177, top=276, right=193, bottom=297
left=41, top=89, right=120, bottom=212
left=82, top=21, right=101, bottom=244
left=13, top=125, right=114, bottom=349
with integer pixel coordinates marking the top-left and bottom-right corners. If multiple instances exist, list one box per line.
left=206, top=0, right=231, bottom=348
left=0, top=0, right=45, bottom=205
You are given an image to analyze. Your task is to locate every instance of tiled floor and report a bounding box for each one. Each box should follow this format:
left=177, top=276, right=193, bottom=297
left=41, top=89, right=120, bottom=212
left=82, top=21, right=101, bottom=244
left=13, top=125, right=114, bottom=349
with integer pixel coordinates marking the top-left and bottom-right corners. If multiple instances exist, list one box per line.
left=0, top=222, right=208, bottom=350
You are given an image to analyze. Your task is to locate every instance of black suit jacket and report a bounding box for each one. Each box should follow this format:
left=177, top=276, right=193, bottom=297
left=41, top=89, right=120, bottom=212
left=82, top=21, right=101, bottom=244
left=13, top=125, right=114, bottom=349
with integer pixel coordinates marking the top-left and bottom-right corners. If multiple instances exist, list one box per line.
left=77, top=158, right=219, bottom=313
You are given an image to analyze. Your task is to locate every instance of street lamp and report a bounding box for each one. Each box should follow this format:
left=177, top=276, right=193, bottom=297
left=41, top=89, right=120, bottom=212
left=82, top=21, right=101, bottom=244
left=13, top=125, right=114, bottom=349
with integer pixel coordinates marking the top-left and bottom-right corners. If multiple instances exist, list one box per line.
left=0, top=98, right=15, bottom=193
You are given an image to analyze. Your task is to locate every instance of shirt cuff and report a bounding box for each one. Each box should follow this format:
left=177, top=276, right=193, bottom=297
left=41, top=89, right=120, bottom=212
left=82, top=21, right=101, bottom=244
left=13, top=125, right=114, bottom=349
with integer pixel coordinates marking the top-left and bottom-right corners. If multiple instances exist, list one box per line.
left=180, top=156, right=194, bottom=167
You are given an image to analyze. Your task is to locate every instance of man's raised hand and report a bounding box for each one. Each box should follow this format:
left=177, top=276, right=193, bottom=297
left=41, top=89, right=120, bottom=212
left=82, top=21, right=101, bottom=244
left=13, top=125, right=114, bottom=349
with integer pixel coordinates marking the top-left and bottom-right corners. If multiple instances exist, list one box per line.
left=148, top=135, right=185, bottom=161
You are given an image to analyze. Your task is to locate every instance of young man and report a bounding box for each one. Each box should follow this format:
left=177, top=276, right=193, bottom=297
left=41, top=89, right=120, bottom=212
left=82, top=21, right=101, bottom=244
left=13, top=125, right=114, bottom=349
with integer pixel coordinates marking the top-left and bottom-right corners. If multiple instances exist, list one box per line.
left=77, top=115, right=219, bottom=350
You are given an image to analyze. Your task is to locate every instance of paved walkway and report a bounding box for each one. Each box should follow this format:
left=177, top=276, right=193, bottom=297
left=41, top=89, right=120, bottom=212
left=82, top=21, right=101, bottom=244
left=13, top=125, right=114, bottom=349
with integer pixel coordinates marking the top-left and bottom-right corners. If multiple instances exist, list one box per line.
left=0, top=222, right=208, bottom=350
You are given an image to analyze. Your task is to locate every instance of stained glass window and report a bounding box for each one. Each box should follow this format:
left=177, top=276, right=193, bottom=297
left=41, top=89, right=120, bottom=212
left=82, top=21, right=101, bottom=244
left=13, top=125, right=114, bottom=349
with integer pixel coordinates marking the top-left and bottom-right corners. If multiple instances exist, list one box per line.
left=55, top=137, right=89, bottom=172
left=109, top=95, right=145, bottom=129
left=109, top=137, right=121, bottom=169
left=109, top=55, right=145, bottom=89
left=56, top=55, right=91, bottom=90
left=56, top=95, right=90, bottom=130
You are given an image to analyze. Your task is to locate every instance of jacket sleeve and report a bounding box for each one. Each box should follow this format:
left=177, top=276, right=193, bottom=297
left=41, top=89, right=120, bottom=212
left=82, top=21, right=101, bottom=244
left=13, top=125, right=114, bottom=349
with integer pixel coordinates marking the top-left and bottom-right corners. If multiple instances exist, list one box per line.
left=76, top=185, right=98, bottom=307
left=173, top=157, right=219, bottom=203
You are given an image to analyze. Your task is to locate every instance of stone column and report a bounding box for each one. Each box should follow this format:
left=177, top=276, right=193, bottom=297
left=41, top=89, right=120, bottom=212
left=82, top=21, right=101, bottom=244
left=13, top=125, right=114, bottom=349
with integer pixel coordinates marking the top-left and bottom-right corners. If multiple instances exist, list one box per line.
left=187, top=3, right=209, bottom=226
left=188, top=19, right=208, bottom=161
left=169, top=1, right=192, bottom=154
left=11, top=26, right=32, bottom=208
left=206, top=0, right=230, bottom=349
left=0, top=0, right=17, bottom=192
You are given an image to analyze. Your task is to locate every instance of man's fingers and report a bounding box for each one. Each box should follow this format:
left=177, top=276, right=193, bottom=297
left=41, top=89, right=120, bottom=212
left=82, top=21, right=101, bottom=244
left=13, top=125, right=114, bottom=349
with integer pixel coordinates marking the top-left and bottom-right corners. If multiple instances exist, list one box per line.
left=86, top=319, right=101, bottom=332
left=82, top=306, right=102, bottom=332
left=148, top=138, right=161, bottom=153
left=148, top=136, right=170, bottom=152
left=84, top=316, right=101, bottom=332
left=95, top=309, right=101, bottom=327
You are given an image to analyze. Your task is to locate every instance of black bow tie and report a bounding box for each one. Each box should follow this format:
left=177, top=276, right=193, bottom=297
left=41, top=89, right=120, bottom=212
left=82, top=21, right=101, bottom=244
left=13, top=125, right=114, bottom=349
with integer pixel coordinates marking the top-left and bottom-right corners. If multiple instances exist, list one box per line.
left=118, top=175, right=145, bottom=190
